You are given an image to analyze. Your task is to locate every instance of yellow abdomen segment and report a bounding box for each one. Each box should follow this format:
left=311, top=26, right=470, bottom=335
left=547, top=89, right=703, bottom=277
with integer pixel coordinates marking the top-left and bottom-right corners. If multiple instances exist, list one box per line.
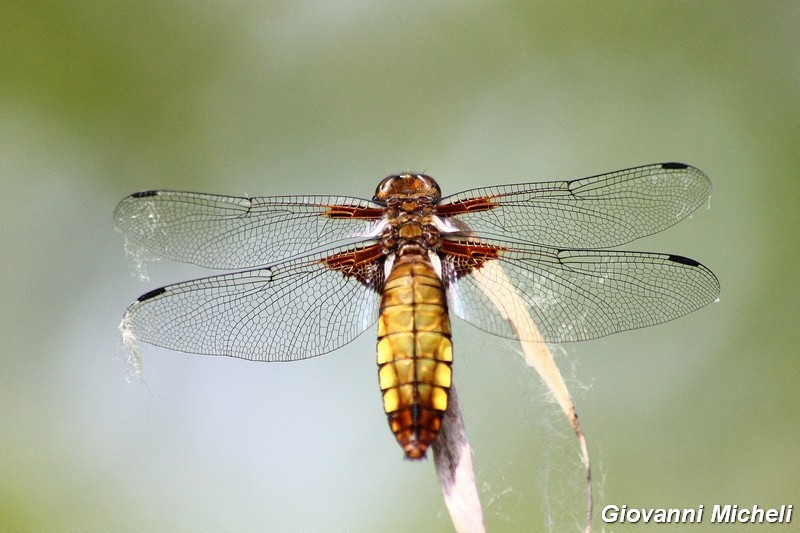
left=377, top=257, right=452, bottom=459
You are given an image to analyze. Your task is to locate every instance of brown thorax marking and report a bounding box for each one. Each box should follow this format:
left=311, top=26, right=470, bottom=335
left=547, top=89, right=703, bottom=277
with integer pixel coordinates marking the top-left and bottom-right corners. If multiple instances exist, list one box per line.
left=374, top=173, right=443, bottom=255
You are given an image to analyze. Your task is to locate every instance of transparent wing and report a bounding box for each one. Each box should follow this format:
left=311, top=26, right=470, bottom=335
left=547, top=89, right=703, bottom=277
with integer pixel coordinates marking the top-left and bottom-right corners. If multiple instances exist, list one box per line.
left=437, top=163, right=711, bottom=248
left=444, top=239, right=720, bottom=343
left=121, top=244, right=384, bottom=361
left=114, top=190, right=384, bottom=269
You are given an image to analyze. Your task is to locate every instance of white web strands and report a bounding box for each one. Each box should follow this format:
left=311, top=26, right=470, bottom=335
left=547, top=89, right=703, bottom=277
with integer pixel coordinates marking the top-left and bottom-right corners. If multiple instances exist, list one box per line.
left=119, top=314, right=144, bottom=382
left=434, top=260, right=593, bottom=533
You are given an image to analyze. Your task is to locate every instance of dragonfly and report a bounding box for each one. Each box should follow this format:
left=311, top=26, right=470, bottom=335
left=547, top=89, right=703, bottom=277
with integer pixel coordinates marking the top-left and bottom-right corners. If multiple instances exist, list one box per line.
left=116, top=162, right=719, bottom=459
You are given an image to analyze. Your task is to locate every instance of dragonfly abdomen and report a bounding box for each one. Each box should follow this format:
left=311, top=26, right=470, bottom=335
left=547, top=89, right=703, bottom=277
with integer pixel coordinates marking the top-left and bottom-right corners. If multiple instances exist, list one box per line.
left=377, top=254, right=453, bottom=459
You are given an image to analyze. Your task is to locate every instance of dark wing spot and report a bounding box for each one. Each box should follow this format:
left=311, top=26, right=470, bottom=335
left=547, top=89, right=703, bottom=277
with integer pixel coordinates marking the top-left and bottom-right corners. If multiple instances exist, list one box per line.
left=131, top=190, right=159, bottom=198
left=661, top=162, right=689, bottom=170
left=137, top=287, right=167, bottom=302
left=667, top=254, right=700, bottom=267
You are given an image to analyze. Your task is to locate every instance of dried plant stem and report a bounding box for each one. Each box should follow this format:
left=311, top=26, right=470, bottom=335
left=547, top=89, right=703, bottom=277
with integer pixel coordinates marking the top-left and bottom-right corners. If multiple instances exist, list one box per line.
left=473, top=262, right=593, bottom=532
left=433, top=384, right=486, bottom=533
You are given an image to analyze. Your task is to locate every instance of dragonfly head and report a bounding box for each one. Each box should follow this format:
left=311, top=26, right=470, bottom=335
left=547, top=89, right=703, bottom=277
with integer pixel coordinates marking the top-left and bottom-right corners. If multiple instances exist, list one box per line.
left=374, top=173, right=442, bottom=204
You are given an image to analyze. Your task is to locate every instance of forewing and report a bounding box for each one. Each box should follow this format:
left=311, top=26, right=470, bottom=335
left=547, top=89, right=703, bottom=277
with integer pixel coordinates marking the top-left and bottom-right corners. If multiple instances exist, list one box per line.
left=114, top=190, right=384, bottom=269
left=437, top=163, right=711, bottom=248
left=444, top=239, right=720, bottom=343
left=121, top=244, right=384, bottom=361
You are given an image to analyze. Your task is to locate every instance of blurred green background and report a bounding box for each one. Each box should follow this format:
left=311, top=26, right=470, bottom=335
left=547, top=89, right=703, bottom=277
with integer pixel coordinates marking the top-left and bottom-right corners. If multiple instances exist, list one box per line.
left=1, top=2, right=798, bottom=531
